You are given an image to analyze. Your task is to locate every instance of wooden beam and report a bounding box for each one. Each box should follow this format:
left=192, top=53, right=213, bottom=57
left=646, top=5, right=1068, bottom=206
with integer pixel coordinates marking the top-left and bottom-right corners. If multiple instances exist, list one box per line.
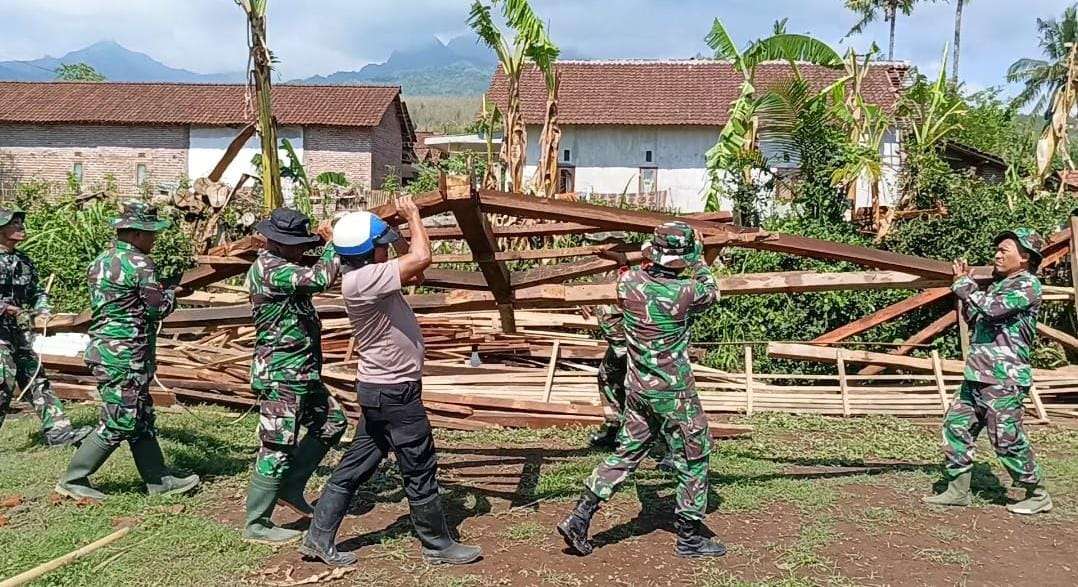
left=433, top=243, right=620, bottom=263
left=769, top=341, right=966, bottom=374
left=407, top=221, right=603, bottom=241
left=813, top=288, right=952, bottom=344
left=740, top=234, right=954, bottom=277
left=445, top=179, right=516, bottom=332
left=207, top=123, right=256, bottom=182
left=858, top=312, right=957, bottom=375
left=1037, top=322, right=1078, bottom=352
left=1069, top=216, right=1078, bottom=324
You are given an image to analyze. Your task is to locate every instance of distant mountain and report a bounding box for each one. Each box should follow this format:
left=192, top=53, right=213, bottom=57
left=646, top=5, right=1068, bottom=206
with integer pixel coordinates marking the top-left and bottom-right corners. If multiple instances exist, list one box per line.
left=0, top=40, right=244, bottom=83
left=297, top=35, right=498, bottom=96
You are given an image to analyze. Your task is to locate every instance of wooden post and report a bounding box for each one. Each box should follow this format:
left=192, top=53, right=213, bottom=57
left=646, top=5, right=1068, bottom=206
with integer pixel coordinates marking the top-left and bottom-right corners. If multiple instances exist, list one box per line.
left=744, top=344, right=754, bottom=416
left=931, top=350, right=949, bottom=414
left=956, top=300, right=970, bottom=360
left=1068, top=214, right=1078, bottom=324
left=1029, top=384, right=1050, bottom=423
left=836, top=348, right=851, bottom=417
left=542, top=341, right=561, bottom=403
left=0, top=526, right=132, bottom=587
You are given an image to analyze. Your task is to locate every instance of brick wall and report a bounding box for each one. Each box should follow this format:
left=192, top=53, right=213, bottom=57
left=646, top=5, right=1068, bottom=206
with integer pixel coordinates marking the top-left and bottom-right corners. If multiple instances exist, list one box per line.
left=304, top=126, right=373, bottom=189
left=370, top=107, right=404, bottom=189
left=0, top=123, right=188, bottom=196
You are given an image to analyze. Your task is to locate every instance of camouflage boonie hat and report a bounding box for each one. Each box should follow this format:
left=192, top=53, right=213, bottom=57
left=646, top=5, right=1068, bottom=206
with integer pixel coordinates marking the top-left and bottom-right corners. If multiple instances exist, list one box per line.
left=994, top=228, right=1045, bottom=270
left=641, top=221, right=698, bottom=269
left=0, top=208, right=25, bottom=228
left=111, top=201, right=170, bottom=232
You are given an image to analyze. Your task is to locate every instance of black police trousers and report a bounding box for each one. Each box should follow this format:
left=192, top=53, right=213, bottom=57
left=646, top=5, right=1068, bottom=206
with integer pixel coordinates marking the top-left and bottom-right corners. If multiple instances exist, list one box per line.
left=323, top=380, right=439, bottom=502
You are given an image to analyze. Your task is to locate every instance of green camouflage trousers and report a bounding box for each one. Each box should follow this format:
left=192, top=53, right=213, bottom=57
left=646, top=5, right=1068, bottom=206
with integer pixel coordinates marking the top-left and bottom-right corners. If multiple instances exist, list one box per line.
left=255, top=381, right=347, bottom=478
left=0, top=340, right=73, bottom=436
left=585, top=389, right=712, bottom=520
left=941, top=381, right=1042, bottom=485
left=597, top=347, right=627, bottom=426
left=92, top=363, right=156, bottom=446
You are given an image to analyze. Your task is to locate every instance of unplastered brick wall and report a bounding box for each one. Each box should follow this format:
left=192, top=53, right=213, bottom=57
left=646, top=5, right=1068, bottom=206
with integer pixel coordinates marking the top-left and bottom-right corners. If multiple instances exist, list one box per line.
left=0, top=123, right=188, bottom=196
left=370, top=108, right=404, bottom=190
left=304, top=126, right=373, bottom=189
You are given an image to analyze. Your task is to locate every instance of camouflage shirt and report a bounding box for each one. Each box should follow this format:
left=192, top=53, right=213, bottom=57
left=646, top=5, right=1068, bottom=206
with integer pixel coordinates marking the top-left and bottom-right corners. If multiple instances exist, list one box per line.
left=247, top=245, right=340, bottom=389
left=618, top=259, right=719, bottom=393
left=85, top=240, right=176, bottom=371
left=0, top=247, right=49, bottom=343
left=595, top=304, right=626, bottom=357
left=953, top=271, right=1041, bottom=386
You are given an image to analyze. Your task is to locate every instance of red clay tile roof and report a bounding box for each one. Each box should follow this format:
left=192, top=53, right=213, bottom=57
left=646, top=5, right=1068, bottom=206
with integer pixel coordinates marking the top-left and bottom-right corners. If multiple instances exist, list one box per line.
left=0, top=82, right=403, bottom=127
left=487, top=60, right=909, bottom=126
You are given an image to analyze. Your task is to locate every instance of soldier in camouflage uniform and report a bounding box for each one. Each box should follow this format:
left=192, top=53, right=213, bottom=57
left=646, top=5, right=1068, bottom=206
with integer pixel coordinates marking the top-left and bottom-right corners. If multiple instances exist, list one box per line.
left=56, top=202, right=200, bottom=501
left=243, top=208, right=347, bottom=544
left=924, top=228, right=1052, bottom=515
left=0, top=208, right=91, bottom=446
left=558, top=221, right=726, bottom=558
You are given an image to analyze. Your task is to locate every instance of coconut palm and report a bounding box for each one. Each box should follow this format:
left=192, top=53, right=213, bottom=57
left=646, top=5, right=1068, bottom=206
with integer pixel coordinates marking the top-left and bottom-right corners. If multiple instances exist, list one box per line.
left=469, top=0, right=558, bottom=193
left=844, top=0, right=932, bottom=60
left=1007, top=4, right=1078, bottom=114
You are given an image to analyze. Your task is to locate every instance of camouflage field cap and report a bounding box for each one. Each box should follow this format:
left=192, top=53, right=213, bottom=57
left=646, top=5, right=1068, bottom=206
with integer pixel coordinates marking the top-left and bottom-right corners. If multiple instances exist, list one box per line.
left=111, top=201, right=170, bottom=232
left=0, top=208, right=25, bottom=228
left=994, top=228, right=1045, bottom=269
left=641, top=221, right=699, bottom=269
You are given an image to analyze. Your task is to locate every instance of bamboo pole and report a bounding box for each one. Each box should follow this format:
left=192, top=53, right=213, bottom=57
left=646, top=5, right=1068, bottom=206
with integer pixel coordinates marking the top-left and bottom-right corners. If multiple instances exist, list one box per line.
left=542, top=340, right=561, bottom=403
left=744, top=344, right=754, bottom=416
left=930, top=350, right=949, bottom=414
left=836, top=349, right=851, bottom=417
left=0, top=527, right=132, bottom=587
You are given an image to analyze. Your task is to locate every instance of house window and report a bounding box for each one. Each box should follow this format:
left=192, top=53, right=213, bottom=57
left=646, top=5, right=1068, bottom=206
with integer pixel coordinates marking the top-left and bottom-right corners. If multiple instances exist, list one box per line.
left=639, top=167, right=657, bottom=194
left=645, top=150, right=653, bottom=163
left=72, top=163, right=83, bottom=184
left=563, top=149, right=571, bottom=162
left=136, top=164, right=149, bottom=186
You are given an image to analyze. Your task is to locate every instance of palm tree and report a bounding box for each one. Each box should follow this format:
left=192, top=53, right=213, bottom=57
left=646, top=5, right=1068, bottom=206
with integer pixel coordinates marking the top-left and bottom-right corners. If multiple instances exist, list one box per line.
left=469, top=0, right=557, bottom=193
left=951, top=0, right=967, bottom=84
left=844, top=0, right=930, bottom=60
left=1007, top=4, right=1078, bottom=114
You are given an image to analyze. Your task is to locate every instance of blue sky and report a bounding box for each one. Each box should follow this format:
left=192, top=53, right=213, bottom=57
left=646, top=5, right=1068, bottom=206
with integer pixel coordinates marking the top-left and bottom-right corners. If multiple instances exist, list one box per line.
left=0, top=0, right=1070, bottom=95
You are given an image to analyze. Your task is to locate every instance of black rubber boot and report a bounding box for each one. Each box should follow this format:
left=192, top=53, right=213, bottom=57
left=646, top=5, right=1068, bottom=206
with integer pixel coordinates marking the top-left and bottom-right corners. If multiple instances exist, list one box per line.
left=44, top=425, right=94, bottom=447
left=674, top=516, right=726, bottom=558
left=299, top=483, right=358, bottom=566
left=244, top=473, right=302, bottom=544
left=557, top=488, right=601, bottom=556
left=55, top=432, right=117, bottom=501
left=588, top=424, right=619, bottom=450
left=278, top=436, right=331, bottom=517
left=409, top=494, right=482, bottom=565
left=130, top=436, right=200, bottom=496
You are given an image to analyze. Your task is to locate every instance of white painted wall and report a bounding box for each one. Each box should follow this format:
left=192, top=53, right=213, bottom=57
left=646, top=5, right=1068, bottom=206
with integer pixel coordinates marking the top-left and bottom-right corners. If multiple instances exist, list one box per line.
left=522, top=123, right=903, bottom=214
left=187, top=125, right=304, bottom=186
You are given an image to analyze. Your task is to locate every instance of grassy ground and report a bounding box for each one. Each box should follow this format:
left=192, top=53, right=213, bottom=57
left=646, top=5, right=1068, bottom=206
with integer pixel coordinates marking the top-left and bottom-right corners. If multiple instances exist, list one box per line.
left=2, top=406, right=1077, bottom=585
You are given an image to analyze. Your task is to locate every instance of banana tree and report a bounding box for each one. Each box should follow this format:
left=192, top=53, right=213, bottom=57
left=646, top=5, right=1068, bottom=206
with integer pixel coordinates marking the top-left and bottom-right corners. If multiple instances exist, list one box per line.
left=702, top=17, right=842, bottom=220
left=1033, top=39, right=1078, bottom=187
left=235, top=0, right=282, bottom=213
left=469, top=0, right=557, bottom=193
left=831, top=101, right=889, bottom=232
left=478, top=95, right=503, bottom=189
left=531, top=48, right=562, bottom=197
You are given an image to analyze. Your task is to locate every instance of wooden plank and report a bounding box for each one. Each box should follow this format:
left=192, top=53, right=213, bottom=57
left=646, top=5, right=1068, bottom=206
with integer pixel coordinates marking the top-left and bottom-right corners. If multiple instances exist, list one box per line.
left=446, top=180, right=516, bottom=332
left=836, top=350, right=851, bottom=417
left=543, top=341, right=561, bottom=403
left=769, top=342, right=967, bottom=374
left=858, top=312, right=957, bottom=376
left=744, top=344, right=754, bottom=416
left=740, top=233, right=953, bottom=277
left=432, top=243, right=619, bottom=263
left=813, top=288, right=951, bottom=343
left=1070, top=216, right=1078, bottom=324
left=1036, top=322, right=1078, bottom=351
left=930, top=350, right=949, bottom=414
left=207, top=123, right=257, bottom=182
left=1029, top=385, right=1050, bottom=422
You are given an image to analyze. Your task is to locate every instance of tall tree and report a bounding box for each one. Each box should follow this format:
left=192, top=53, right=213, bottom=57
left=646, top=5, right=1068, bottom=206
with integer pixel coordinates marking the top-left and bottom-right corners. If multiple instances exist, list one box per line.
left=55, top=63, right=106, bottom=82
left=236, top=0, right=283, bottom=213
left=469, top=0, right=557, bottom=193
left=844, top=0, right=929, bottom=60
left=1007, top=4, right=1078, bottom=113
left=951, top=0, right=966, bottom=84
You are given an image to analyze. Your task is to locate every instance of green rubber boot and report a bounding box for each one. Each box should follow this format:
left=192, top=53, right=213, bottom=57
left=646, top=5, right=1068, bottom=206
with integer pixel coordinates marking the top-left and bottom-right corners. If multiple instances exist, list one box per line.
left=278, top=436, right=331, bottom=517
left=130, top=436, right=200, bottom=496
left=55, top=432, right=117, bottom=501
left=923, top=470, right=972, bottom=507
left=1007, top=483, right=1053, bottom=515
left=244, top=473, right=303, bottom=544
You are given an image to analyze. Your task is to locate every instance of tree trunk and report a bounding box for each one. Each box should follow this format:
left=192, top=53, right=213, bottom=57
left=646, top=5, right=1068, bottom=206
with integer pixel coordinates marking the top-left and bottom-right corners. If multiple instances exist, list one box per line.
left=952, top=0, right=964, bottom=85
left=500, top=75, right=527, bottom=193
left=532, top=72, right=560, bottom=198
left=248, top=10, right=282, bottom=213
left=887, top=4, right=897, bottom=60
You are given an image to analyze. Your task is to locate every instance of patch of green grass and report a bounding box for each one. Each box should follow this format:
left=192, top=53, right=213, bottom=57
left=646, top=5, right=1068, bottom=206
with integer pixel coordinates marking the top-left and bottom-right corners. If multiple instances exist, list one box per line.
left=692, top=565, right=820, bottom=587
left=529, top=565, right=585, bottom=587
left=534, top=458, right=604, bottom=500
left=736, top=414, right=939, bottom=464
left=774, top=517, right=837, bottom=571
left=500, top=520, right=545, bottom=542
left=377, top=534, right=414, bottom=562
left=928, top=527, right=961, bottom=543
left=719, top=477, right=838, bottom=514
left=913, top=547, right=973, bottom=568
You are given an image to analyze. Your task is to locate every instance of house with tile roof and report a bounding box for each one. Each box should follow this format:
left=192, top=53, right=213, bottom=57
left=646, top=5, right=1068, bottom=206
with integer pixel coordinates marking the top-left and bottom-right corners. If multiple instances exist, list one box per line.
left=488, top=60, right=909, bottom=213
left=0, top=82, right=416, bottom=197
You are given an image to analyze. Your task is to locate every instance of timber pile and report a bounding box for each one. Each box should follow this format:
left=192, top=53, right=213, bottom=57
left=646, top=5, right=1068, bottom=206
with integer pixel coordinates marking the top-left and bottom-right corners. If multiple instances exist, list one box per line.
left=34, top=177, right=1078, bottom=428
